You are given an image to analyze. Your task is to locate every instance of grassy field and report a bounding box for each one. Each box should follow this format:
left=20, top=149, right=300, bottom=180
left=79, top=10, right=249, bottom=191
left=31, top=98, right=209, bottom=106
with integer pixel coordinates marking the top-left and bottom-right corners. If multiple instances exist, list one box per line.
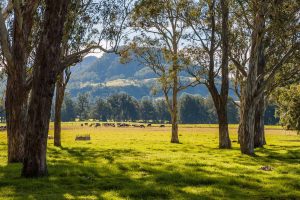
left=0, top=124, right=299, bottom=200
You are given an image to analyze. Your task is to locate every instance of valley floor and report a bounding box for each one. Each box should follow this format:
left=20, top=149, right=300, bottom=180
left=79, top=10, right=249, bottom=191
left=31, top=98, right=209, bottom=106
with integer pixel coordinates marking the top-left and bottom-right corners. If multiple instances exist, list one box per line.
left=0, top=124, right=299, bottom=199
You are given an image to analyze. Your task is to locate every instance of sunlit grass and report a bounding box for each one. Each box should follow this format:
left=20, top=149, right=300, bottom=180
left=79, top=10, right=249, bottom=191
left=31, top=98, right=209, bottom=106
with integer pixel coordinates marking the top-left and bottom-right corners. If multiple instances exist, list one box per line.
left=0, top=124, right=299, bottom=199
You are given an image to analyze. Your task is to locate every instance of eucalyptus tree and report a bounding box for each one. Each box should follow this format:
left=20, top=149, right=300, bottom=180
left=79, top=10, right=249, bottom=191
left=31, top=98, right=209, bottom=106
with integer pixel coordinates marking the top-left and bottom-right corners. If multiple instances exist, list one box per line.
left=0, top=0, right=40, bottom=163
left=21, top=0, right=71, bottom=177
left=54, top=0, right=135, bottom=147
left=130, top=0, right=196, bottom=143
left=184, top=0, right=232, bottom=148
left=22, top=0, right=136, bottom=176
left=230, top=0, right=299, bottom=155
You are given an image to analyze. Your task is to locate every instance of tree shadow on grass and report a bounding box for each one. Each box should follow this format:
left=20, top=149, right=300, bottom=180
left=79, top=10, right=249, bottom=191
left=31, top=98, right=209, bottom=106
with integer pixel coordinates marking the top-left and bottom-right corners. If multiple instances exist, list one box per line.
left=254, top=145, right=300, bottom=164
left=0, top=146, right=299, bottom=199
left=48, top=146, right=147, bottom=165
left=0, top=161, right=219, bottom=200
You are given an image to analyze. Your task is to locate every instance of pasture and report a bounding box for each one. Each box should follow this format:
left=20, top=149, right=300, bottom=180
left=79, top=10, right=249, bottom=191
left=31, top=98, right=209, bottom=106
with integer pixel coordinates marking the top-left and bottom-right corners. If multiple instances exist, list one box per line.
left=0, top=123, right=299, bottom=199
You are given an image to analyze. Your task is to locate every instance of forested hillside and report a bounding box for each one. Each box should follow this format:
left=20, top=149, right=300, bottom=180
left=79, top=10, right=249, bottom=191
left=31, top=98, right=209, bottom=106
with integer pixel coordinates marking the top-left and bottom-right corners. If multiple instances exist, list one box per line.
left=67, top=54, right=230, bottom=99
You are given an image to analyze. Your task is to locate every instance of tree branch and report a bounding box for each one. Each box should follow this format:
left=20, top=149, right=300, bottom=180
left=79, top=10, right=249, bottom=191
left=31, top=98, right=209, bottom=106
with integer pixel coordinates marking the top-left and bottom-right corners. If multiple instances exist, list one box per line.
left=178, top=78, right=199, bottom=91
left=230, top=55, right=247, bottom=77
left=256, top=43, right=299, bottom=98
left=0, top=5, right=13, bottom=69
left=1, top=0, right=13, bottom=19
left=59, top=45, right=117, bottom=73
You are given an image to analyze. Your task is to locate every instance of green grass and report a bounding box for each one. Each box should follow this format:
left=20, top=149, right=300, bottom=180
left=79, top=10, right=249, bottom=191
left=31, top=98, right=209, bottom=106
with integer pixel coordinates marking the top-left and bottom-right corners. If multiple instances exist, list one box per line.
left=0, top=124, right=299, bottom=199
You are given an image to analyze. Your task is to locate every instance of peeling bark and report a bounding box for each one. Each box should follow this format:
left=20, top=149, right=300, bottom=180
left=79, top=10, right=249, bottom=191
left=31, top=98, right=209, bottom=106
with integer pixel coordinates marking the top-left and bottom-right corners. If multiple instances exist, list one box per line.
left=239, top=1, right=266, bottom=155
left=22, top=0, right=69, bottom=177
left=254, top=97, right=266, bottom=148
left=4, top=1, right=38, bottom=162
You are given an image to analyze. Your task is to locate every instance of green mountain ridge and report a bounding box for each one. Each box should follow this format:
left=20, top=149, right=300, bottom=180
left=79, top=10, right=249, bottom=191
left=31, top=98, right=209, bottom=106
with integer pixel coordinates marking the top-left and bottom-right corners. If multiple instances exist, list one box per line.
left=67, top=53, right=222, bottom=99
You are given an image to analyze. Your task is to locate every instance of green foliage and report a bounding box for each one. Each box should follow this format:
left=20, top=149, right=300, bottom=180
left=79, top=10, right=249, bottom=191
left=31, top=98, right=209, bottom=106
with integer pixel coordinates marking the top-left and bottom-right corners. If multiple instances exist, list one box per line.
left=76, top=93, right=90, bottom=120
left=227, top=98, right=239, bottom=124
left=140, top=97, right=157, bottom=121
left=58, top=92, right=282, bottom=125
left=107, top=93, right=140, bottom=121
left=179, top=94, right=211, bottom=124
left=91, top=98, right=112, bottom=121
left=264, top=104, right=279, bottom=125
left=0, top=124, right=299, bottom=199
left=154, top=99, right=171, bottom=123
left=0, top=98, right=4, bottom=122
left=61, top=94, right=77, bottom=122
left=274, top=85, right=300, bottom=133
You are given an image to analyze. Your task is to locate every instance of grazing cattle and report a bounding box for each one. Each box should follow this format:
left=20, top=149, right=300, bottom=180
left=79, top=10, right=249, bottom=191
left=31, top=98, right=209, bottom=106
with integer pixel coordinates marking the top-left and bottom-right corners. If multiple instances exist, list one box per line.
left=48, top=135, right=54, bottom=139
left=81, top=124, right=84, bottom=126
left=89, top=123, right=95, bottom=127
left=140, top=125, right=145, bottom=128
left=84, top=123, right=88, bottom=126
left=147, top=124, right=152, bottom=127
left=160, top=125, right=165, bottom=128
left=95, top=123, right=101, bottom=128
left=103, top=123, right=116, bottom=127
left=117, top=123, right=130, bottom=127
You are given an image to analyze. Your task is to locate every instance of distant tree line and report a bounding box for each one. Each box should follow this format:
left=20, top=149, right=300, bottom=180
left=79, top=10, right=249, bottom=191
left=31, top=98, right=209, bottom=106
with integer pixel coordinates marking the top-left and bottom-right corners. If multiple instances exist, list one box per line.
left=273, top=85, right=300, bottom=133
left=0, top=99, right=5, bottom=123
left=56, top=92, right=278, bottom=125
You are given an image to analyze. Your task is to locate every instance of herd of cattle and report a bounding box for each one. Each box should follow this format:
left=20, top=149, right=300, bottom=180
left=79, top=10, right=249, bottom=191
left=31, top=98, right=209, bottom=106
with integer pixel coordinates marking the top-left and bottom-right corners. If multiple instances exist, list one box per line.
left=0, top=126, right=7, bottom=132
left=81, top=123, right=166, bottom=128
left=0, top=123, right=167, bottom=133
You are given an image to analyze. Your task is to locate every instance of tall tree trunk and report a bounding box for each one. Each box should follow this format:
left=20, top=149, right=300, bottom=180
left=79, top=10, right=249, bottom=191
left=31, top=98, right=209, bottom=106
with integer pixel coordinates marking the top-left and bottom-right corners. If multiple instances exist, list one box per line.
left=239, top=1, right=265, bottom=155
left=209, top=92, right=231, bottom=149
left=54, top=75, right=65, bottom=147
left=170, top=106, right=179, bottom=143
left=6, top=12, right=29, bottom=163
left=217, top=104, right=231, bottom=148
left=1, top=1, right=38, bottom=163
left=254, top=33, right=266, bottom=148
left=22, top=0, right=69, bottom=177
left=219, top=0, right=231, bottom=149
left=6, top=77, right=27, bottom=163
left=239, top=95, right=256, bottom=155
left=171, top=79, right=179, bottom=143
left=254, top=96, right=266, bottom=148
left=205, top=0, right=231, bottom=149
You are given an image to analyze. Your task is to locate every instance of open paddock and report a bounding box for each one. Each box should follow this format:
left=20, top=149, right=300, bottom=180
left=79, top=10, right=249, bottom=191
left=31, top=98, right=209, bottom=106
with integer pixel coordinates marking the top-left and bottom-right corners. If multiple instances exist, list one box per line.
left=0, top=123, right=299, bottom=199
